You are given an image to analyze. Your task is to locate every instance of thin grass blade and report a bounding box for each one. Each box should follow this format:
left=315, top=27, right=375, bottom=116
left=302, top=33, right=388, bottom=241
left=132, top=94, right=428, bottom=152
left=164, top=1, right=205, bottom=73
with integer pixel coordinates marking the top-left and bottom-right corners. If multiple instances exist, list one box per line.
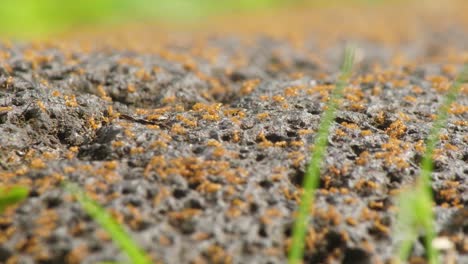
left=64, top=182, right=151, bottom=264
left=288, top=46, right=355, bottom=264
left=0, top=186, right=29, bottom=213
left=397, top=64, right=468, bottom=264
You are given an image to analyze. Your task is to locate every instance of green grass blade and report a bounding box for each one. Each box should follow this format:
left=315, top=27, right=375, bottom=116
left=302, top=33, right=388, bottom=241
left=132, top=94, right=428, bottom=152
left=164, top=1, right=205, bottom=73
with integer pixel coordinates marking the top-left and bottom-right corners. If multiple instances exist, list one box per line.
left=396, top=188, right=433, bottom=262
left=64, top=182, right=151, bottom=264
left=288, top=46, right=355, bottom=264
left=420, top=64, right=468, bottom=188
left=397, top=64, right=468, bottom=264
left=0, top=186, right=29, bottom=213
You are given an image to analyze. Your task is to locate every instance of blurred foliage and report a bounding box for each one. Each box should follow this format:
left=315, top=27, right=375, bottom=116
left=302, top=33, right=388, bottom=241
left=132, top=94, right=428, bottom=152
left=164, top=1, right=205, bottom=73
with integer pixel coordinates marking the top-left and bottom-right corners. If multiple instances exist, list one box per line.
left=0, top=0, right=408, bottom=38
left=0, top=186, right=29, bottom=213
left=0, top=0, right=284, bottom=38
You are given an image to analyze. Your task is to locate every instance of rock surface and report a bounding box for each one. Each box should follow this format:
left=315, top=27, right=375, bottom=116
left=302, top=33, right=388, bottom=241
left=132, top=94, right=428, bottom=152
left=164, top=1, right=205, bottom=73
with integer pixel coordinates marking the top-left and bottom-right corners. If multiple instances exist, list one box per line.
left=0, top=6, right=467, bottom=264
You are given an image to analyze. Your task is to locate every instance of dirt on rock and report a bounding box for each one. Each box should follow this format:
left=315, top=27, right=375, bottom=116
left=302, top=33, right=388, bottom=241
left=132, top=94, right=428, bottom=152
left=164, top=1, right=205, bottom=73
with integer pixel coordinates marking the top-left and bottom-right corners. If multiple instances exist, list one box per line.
left=1, top=3, right=468, bottom=264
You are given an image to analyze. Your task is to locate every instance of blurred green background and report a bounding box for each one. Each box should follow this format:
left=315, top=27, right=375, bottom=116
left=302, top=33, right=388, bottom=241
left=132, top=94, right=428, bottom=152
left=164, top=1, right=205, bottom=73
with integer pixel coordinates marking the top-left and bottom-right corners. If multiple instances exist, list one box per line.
left=0, top=0, right=406, bottom=39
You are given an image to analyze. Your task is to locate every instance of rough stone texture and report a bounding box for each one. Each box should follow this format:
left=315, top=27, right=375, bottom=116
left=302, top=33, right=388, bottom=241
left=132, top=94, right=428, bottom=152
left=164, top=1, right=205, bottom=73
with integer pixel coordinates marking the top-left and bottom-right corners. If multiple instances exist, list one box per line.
left=0, top=18, right=467, bottom=264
